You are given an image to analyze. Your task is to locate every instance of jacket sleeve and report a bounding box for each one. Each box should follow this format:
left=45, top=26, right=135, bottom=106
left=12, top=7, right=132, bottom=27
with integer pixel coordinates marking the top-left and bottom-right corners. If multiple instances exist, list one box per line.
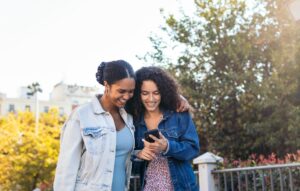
left=163, top=112, right=200, bottom=161
left=53, top=111, right=82, bottom=191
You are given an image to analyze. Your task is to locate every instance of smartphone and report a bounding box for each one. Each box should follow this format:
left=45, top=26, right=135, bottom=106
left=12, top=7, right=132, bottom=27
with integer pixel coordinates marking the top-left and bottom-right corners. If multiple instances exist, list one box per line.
left=144, top=129, right=160, bottom=143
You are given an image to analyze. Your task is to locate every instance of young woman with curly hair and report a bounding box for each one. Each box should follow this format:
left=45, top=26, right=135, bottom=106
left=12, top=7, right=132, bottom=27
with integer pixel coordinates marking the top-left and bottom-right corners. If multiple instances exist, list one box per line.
left=132, top=66, right=200, bottom=191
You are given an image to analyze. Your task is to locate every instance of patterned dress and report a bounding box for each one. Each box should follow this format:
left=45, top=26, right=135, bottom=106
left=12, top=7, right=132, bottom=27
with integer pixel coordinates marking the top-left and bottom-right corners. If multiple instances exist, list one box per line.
left=144, top=154, right=174, bottom=191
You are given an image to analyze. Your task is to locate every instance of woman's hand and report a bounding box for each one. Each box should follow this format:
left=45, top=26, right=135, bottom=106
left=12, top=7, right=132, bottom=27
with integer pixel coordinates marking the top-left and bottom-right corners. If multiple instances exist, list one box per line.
left=147, top=132, right=168, bottom=154
left=137, top=132, right=169, bottom=160
left=177, top=95, right=194, bottom=112
left=137, top=140, right=157, bottom=161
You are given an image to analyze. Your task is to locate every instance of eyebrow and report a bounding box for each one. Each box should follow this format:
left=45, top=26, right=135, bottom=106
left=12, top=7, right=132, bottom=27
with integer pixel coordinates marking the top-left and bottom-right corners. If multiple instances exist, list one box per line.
left=141, top=90, right=159, bottom=92
left=119, top=88, right=134, bottom=91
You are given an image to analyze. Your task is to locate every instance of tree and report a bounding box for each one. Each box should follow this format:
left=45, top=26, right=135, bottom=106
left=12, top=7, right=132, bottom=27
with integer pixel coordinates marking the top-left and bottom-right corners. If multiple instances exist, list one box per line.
left=0, top=108, right=64, bottom=191
left=27, top=82, right=43, bottom=135
left=143, top=0, right=300, bottom=159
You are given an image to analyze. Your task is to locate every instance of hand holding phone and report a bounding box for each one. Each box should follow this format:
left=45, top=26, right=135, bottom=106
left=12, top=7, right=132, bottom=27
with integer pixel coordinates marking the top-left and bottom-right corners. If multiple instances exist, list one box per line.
left=144, top=129, right=160, bottom=143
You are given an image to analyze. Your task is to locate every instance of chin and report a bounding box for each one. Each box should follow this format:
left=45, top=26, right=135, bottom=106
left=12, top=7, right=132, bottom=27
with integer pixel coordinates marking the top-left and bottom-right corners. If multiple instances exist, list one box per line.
left=113, top=101, right=125, bottom=108
left=118, top=103, right=126, bottom=108
left=146, top=107, right=158, bottom=112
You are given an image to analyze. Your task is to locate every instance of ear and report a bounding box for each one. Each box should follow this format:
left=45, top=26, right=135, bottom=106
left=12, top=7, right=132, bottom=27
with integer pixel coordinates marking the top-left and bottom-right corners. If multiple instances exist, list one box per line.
left=103, top=81, right=108, bottom=87
left=104, top=81, right=110, bottom=93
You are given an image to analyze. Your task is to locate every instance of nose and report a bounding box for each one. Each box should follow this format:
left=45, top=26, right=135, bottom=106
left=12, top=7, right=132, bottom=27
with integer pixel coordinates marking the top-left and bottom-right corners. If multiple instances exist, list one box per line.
left=148, top=94, right=154, bottom=101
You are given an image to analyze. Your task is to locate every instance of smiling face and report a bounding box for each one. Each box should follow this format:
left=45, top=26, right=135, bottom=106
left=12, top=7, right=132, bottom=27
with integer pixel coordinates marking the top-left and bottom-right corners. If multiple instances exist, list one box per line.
left=140, top=80, right=161, bottom=113
left=106, top=77, right=135, bottom=108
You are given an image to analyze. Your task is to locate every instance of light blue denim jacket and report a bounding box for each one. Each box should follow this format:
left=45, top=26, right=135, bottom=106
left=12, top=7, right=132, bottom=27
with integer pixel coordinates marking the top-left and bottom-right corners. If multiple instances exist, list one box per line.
left=133, top=110, right=200, bottom=191
left=54, top=95, right=135, bottom=191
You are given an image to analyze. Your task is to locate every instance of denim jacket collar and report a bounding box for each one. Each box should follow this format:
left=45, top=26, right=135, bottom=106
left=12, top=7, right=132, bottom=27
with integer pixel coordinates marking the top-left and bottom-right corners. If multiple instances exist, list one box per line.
left=91, top=95, right=106, bottom=114
left=138, top=109, right=174, bottom=126
left=92, top=95, right=131, bottom=129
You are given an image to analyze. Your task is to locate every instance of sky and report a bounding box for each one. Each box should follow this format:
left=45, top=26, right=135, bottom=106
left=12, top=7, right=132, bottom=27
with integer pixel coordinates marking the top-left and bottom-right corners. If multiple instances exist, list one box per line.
left=0, top=0, right=192, bottom=100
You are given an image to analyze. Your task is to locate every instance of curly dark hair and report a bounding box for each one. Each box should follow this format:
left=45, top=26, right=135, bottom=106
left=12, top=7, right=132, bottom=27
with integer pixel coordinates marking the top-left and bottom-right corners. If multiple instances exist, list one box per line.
left=129, top=66, right=181, bottom=119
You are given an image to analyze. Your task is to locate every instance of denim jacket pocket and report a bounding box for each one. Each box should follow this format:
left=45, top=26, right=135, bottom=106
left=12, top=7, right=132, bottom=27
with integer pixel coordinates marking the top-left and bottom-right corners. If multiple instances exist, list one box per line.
left=82, top=127, right=107, bottom=155
left=83, top=127, right=107, bottom=138
left=165, top=128, right=179, bottom=139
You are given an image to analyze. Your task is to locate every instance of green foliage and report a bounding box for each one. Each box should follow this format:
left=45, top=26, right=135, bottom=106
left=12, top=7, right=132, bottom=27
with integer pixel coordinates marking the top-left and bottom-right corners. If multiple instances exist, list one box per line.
left=143, top=0, right=300, bottom=159
left=0, top=109, right=64, bottom=191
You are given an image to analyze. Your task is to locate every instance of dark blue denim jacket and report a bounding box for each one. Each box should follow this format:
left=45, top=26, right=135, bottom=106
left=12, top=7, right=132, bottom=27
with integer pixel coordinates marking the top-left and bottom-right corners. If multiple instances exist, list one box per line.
left=132, top=110, right=200, bottom=191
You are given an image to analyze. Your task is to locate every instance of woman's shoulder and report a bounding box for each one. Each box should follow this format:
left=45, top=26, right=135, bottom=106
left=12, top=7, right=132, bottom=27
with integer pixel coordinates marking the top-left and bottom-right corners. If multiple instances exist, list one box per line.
left=65, top=102, right=95, bottom=124
left=165, top=111, right=193, bottom=126
left=167, top=110, right=191, bottom=119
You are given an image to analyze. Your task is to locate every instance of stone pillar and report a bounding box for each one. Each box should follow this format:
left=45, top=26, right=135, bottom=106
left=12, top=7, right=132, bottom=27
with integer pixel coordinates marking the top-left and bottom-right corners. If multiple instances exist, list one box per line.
left=193, top=152, right=223, bottom=191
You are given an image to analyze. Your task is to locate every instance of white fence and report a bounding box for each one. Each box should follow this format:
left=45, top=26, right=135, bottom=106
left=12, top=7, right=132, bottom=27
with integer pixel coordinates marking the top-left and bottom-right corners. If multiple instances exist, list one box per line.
left=193, top=152, right=300, bottom=191
left=129, top=152, right=300, bottom=191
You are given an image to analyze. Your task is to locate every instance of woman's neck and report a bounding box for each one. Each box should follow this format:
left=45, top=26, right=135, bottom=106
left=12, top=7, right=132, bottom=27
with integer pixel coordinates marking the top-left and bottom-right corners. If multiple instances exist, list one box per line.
left=144, top=109, right=163, bottom=130
left=144, top=110, right=162, bottom=119
left=99, top=95, right=118, bottom=113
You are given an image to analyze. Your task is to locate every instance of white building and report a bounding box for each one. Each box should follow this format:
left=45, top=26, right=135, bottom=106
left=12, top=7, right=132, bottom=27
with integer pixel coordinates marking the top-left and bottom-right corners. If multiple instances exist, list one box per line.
left=0, top=82, right=99, bottom=116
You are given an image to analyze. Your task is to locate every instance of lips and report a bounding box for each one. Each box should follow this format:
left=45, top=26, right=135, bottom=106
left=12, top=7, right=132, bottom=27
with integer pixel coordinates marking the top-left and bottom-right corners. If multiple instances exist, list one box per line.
left=145, top=102, right=158, bottom=108
left=118, top=99, right=127, bottom=106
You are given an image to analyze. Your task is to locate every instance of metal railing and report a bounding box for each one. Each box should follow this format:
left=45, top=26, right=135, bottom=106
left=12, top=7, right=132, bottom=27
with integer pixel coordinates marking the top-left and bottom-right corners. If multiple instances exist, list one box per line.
left=130, top=153, right=300, bottom=191
left=129, top=175, right=141, bottom=191
left=212, top=163, right=300, bottom=191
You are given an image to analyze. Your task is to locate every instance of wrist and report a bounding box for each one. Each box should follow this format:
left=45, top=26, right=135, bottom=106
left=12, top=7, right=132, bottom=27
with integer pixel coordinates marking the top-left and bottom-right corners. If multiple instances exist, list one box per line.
left=162, top=140, right=168, bottom=152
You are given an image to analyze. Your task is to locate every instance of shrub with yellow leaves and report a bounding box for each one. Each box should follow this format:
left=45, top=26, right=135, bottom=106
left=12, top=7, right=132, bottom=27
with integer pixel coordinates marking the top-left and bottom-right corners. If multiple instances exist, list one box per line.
left=0, top=108, right=65, bottom=191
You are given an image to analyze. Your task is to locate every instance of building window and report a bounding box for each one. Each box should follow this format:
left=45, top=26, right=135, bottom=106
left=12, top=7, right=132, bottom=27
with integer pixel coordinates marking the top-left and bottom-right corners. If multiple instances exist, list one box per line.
left=44, top=106, right=49, bottom=113
left=8, top=104, right=15, bottom=112
left=25, top=105, right=31, bottom=111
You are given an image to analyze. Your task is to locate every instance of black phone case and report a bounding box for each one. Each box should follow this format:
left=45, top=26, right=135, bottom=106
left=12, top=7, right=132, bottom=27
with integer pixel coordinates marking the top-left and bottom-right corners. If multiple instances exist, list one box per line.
left=144, top=129, right=160, bottom=143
